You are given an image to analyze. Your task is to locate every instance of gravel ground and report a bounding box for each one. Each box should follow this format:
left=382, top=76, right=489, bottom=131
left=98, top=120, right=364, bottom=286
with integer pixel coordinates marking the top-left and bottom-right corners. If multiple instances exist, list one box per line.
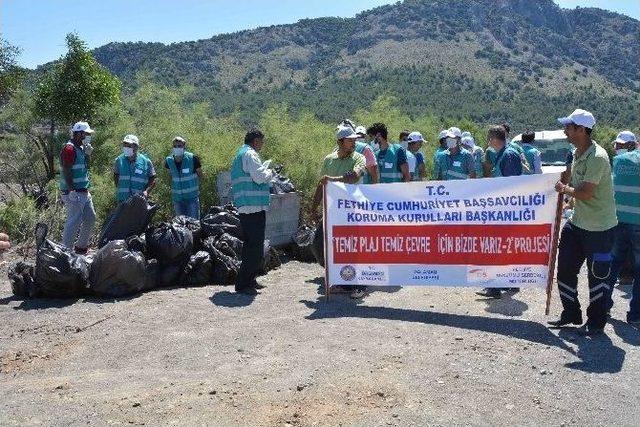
left=1, top=248, right=638, bottom=427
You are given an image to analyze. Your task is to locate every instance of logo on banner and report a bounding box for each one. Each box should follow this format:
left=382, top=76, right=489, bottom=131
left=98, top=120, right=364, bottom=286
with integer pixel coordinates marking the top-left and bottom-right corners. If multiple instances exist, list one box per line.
left=340, top=265, right=356, bottom=281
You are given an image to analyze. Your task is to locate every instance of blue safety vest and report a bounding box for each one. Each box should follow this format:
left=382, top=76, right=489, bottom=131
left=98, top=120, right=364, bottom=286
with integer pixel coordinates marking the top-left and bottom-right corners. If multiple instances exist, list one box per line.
left=59, top=142, right=90, bottom=191
left=613, top=150, right=640, bottom=225
left=492, top=146, right=520, bottom=177
left=376, top=144, right=403, bottom=183
left=166, top=151, right=199, bottom=202
left=231, top=144, right=270, bottom=208
left=522, top=143, right=541, bottom=175
left=471, top=146, right=484, bottom=178
left=355, top=141, right=372, bottom=184
left=116, top=153, right=153, bottom=202
left=437, top=148, right=473, bottom=180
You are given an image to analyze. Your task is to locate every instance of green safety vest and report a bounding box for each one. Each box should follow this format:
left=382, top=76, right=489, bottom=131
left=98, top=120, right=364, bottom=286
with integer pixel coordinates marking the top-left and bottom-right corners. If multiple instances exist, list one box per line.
left=613, top=150, right=640, bottom=225
left=166, top=151, right=199, bottom=202
left=231, top=144, right=270, bottom=208
left=438, top=148, right=472, bottom=180
left=376, top=144, right=403, bottom=183
left=355, top=141, right=372, bottom=184
left=116, top=153, right=153, bottom=202
left=471, top=146, right=484, bottom=178
left=59, top=142, right=90, bottom=191
left=521, top=144, right=541, bottom=175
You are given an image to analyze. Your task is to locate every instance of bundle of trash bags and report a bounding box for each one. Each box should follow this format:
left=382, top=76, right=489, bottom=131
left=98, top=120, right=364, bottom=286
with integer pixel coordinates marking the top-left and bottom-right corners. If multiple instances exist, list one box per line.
left=7, top=200, right=282, bottom=300
left=290, top=224, right=324, bottom=266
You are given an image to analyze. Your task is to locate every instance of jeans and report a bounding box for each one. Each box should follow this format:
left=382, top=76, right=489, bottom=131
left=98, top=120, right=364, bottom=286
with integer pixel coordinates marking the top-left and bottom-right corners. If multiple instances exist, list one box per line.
left=236, top=211, right=266, bottom=290
left=607, top=223, right=640, bottom=321
left=61, top=191, right=96, bottom=250
left=173, top=198, right=200, bottom=219
left=556, top=222, right=614, bottom=329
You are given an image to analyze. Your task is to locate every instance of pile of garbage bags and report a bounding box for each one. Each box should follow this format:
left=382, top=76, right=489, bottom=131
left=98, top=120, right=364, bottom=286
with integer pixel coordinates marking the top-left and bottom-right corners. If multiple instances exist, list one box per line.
left=7, top=200, right=282, bottom=300
left=290, top=224, right=324, bottom=266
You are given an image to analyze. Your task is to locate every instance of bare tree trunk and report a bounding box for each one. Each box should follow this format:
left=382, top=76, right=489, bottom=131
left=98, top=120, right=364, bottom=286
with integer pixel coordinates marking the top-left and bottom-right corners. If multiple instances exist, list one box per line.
left=47, top=119, right=56, bottom=180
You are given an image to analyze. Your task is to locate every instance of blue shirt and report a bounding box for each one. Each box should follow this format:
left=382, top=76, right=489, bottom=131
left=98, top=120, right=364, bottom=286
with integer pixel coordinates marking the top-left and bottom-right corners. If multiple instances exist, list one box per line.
left=497, top=146, right=523, bottom=177
left=415, top=152, right=424, bottom=166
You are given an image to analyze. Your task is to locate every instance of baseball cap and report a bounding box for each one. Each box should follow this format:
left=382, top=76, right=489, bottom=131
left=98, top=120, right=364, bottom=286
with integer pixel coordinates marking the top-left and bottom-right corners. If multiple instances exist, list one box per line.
left=557, top=109, right=596, bottom=129
left=438, top=130, right=448, bottom=140
left=173, top=136, right=186, bottom=144
left=461, top=131, right=472, bottom=139
left=614, top=130, right=637, bottom=144
left=123, top=134, right=140, bottom=146
left=71, top=121, right=94, bottom=134
left=461, top=136, right=475, bottom=148
left=336, top=126, right=360, bottom=139
left=448, top=127, right=462, bottom=138
left=355, top=126, right=367, bottom=136
left=407, top=131, right=424, bottom=143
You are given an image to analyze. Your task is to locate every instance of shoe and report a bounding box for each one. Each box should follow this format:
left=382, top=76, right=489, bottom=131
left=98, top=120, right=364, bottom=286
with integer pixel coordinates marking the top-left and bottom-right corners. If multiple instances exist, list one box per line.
left=74, top=246, right=89, bottom=255
left=251, top=280, right=266, bottom=290
left=235, top=287, right=258, bottom=296
left=476, top=288, right=502, bottom=299
left=547, top=312, right=583, bottom=327
left=350, top=289, right=366, bottom=299
left=507, top=287, right=520, bottom=293
left=577, top=324, right=605, bottom=336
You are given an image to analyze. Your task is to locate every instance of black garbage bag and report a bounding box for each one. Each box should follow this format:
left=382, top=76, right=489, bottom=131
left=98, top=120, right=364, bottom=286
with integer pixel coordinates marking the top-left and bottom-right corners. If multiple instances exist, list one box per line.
left=98, top=194, right=159, bottom=248
left=207, top=203, right=238, bottom=216
left=145, top=259, right=159, bottom=290
left=34, top=239, right=90, bottom=298
left=146, top=223, right=193, bottom=265
left=204, top=244, right=239, bottom=285
left=270, top=174, right=295, bottom=194
left=181, top=251, right=213, bottom=287
left=291, top=225, right=317, bottom=262
left=310, top=223, right=324, bottom=267
left=7, top=261, right=35, bottom=298
left=126, top=234, right=147, bottom=256
left=218, top=233, right=243, bottom=258
left=89, top=240, right=155, bottom=297
left=172, top=215, right=203, bottom=243
left=157, top=264, right=185, bottom=288
left=201, top=212, right=243, bottom=239
left=261, top=241, right=281, bottom=274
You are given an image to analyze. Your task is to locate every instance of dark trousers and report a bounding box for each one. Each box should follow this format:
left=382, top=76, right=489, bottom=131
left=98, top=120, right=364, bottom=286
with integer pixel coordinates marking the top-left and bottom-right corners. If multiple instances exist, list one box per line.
left=236, top=211, right=266, bottom=290
left=557, top=222, right=614, bottom=328
left=607, top=223, right=640, bottom=321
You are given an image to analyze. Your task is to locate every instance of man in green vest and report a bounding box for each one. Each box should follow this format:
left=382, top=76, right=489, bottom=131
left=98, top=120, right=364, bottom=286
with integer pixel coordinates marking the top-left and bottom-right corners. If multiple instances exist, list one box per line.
left=461, top=132, right=484, bottom=178
left=231, top=129, right=274, bottom=296
left=164, top=136, right=203, bottom=219
left=549, top=109, right=617, bottom=335
left=59, top=121, right=97, bottom=254
left=521, top=131, right=542, bottom=174
left=606, top=131, right=640, bottom=326
left=367, top=122, right=410, bottom=183
left=113, top=134, right=156, bottom=203
left=433, top=128, right=476, bottom=180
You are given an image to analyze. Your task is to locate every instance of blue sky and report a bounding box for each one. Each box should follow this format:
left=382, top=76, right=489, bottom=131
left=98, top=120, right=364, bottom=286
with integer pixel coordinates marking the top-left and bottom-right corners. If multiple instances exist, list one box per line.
left=2, top=0, right=639, bottom=69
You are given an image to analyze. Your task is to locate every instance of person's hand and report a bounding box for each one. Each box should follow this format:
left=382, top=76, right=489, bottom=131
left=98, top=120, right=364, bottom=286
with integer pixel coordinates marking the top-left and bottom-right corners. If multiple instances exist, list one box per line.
left=142, top=190, right=149, bottom=198
left=320, top=175, right=331, bottom=186
left=554, top=181, right=565, bottom=193
left=83, top=142, right=93, bottom=156
left=0, top=233, right=11, bottom=253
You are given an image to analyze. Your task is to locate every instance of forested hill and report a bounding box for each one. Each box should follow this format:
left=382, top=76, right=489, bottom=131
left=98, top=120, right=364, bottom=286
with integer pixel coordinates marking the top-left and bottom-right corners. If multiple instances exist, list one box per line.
left=49, top=0, right=640, bottom=128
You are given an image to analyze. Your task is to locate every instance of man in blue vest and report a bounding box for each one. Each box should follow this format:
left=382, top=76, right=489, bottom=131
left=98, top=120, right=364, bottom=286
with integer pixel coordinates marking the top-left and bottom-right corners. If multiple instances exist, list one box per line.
left=433, top=128, right=476, bottom=180
left=113, top=134, right=156, bottom=203
left=606, top=131, right=640, bottom=326
left=59, top=121, right=97, bottom=254
left=367, top=122, right=410, bottom=183
left=548, top=109, right=617, bottom=335
left=521, top=131, right=542, bottom=174
left=164, top=136, right=203, bottom=219
left=231, top=129, right=274, bottom=296
left=476, top=125, right=524, bottom=298
left=461, top=133, right=484, bottom=178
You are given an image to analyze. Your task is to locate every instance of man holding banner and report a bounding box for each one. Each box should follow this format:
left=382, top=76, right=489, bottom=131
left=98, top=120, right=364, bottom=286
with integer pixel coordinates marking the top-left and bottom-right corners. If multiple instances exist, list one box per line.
left=549, top=109, right=617, bottom=335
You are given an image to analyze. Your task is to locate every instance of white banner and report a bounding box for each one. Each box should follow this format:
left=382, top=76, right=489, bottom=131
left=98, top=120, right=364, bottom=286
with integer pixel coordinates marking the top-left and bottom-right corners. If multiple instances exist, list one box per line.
left=324, top=173, right=561, bottom=288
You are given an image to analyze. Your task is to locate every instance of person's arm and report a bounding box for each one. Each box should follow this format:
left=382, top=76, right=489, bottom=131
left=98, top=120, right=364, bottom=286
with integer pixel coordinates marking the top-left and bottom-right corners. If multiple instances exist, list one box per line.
left=555, top=155, right=606, bottom=201
left=362, top=146, right=379, bottom=183
left=194, top=155, right=204, bottom=179
left=466, top=153, right=477, bottom=179
left=243, top=150, right=274, bottom=184
left=533, top=153, right=542, bottom=174
left=61, top=145, right=76, bottom=191
left=397, top=148, right=410, bottom=182
left=143, top=160, right=157, bottom=197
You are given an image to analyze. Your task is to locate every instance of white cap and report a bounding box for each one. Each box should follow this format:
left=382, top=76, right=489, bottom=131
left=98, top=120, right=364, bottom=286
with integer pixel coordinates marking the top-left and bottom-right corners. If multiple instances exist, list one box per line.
left=461, top=131, right=472, bottom=139
left=355, top=126, right=367, bottom=135
left=448, top=127, right=462, bottom=138
left=123, top=134, right=140, bottom=146
left=438, top=130, right=448, bottom=140
left=461, top=135, right=475, bottom=148
left=406, top=131, right=424, bottom=143
left=614, top=130, right=637, bottom=144
left=557, top=108, right=596, bottom=129
left=71, top=121, right=94, bottom=134
left=173, top=136, right=186, bottom=143
left=336, top=126, right=359, bottom=140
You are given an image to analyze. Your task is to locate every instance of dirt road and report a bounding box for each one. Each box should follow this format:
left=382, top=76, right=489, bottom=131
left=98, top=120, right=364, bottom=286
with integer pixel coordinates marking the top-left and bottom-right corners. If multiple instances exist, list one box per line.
left=1, top=252, right=638, bottom=426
